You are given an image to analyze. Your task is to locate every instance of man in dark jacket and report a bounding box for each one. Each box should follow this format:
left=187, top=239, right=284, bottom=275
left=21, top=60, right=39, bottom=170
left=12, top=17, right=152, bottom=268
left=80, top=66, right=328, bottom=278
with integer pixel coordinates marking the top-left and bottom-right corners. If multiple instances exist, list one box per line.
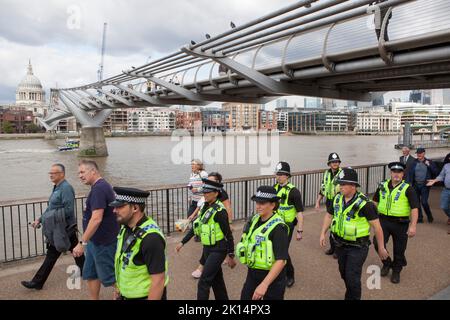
left=407, top=148, right=439, bottom=223
left=399, top=146, right=416, bottom=177
left=21, top=164, right=84, bottom=290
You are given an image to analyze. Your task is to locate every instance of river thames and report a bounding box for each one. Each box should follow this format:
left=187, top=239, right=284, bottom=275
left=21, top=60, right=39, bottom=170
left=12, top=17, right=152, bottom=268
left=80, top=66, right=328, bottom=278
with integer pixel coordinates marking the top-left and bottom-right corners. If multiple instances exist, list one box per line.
left=0, top=135, right=448, bottom=202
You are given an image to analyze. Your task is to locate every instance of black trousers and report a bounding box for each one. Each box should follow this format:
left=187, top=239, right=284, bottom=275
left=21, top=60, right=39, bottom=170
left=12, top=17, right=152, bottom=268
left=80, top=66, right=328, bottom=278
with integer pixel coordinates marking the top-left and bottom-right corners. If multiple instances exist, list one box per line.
left=374, top=217, right=409, bottom=273
left=335, top=244, right=369, bottom=300
left=197, top=248, right=228, bottom=300
left=241, top=268, right=286, bottom=300
left=414, top=184, right=433, bottom=221
left=32, top=232, right=85, bottom=286
left=187, top=200, right=198, bottom=217
left=285, top=221, right=295, bottom=280
left=326, top=199, right=336, bottom=252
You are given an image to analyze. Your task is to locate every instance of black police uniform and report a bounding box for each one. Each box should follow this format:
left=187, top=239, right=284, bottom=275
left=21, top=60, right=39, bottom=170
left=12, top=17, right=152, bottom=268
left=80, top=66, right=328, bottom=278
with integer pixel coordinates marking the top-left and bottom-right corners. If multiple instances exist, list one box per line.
left=274, top=162, right=304, bottom=285
left=372, top=162, right=419, bottom=278
left=181, top=179, right=234, bottom=300
left=110, top=187, right=168, bottom=300
left=329, top=168, right=379, bottom=300
left=119, top=215, right=168, bottom=300
left=240, top=186, right=289, bottom=300
left=322, top=153, right=342, bottom=255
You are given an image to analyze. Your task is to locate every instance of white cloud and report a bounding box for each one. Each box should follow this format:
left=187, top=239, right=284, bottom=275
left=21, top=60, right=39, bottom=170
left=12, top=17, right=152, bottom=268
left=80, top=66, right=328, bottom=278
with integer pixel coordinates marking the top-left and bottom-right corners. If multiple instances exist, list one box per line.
left=0, top=0, right=294, bottom=102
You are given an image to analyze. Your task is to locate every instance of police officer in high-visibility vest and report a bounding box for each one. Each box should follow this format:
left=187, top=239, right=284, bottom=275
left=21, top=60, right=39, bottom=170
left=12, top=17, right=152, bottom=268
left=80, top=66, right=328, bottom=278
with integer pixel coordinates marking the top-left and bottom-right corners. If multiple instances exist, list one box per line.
left=319, top=168, right=389, bottom=300
left=176, top=178, right=236, bottom=300
left=238, top=186, right=289, bottom=300
left=110, top=187, right=168, bottom=300
left=273, top=162, right=304, bottom=288
left=315, top=153, right=342, bottom=258
left=372, top=162, right=419, bottom=284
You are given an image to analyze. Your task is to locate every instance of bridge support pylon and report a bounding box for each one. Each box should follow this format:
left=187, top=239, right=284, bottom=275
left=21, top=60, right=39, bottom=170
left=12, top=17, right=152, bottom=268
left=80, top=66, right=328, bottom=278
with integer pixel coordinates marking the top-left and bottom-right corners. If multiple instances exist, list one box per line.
left=79, top=127, right=108, bottom=157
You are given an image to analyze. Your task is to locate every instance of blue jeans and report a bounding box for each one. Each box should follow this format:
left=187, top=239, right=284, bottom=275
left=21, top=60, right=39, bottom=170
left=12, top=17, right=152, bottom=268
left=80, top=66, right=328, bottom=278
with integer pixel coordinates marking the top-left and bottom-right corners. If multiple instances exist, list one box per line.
left=440, top=188, right=450, bottom=218
left=413, top=184, right=433, bottom=220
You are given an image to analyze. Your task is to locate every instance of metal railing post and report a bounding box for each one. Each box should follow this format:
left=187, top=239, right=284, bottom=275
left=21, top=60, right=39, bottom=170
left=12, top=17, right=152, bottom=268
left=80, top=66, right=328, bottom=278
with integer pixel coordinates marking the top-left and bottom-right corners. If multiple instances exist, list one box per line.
left=244, top=180, right=249, bottom=219
left=166, top=189, right=171, bottom=235
left=366, top=167, right=370, bottom=194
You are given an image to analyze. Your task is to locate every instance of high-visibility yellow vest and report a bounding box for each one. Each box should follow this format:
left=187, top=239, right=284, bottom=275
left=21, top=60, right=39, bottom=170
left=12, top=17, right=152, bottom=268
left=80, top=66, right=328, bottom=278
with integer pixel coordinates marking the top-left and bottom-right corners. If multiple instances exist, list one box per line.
left=115, top=217, right=169, bottom=299
left=331, top=192, right=371, bottom=242
left=193, top=200, right=225, bottom=246
left=274, top=183, right=298, bottom=223
left=321, top=168, right=342, bottom=200
left=377, top=180, right=411, bottom=217
left=236, top=213, right=286, bottom=270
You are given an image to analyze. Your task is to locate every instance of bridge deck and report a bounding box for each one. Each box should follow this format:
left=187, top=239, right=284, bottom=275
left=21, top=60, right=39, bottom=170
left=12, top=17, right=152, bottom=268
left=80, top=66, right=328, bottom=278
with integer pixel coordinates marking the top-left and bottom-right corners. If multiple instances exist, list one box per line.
left=0, top=188, right=448, bottom=300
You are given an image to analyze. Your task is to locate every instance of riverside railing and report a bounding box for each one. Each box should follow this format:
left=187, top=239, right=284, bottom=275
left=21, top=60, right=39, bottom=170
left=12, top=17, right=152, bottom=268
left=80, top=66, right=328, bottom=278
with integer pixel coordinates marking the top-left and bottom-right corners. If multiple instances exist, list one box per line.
left=0, top=161, right=408, bottom=263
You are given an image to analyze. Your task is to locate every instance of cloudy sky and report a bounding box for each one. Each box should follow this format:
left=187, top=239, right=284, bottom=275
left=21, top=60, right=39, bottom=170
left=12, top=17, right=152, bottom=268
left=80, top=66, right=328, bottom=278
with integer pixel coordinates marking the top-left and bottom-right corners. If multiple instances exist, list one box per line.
left=0, top=0, right=407, bottom=106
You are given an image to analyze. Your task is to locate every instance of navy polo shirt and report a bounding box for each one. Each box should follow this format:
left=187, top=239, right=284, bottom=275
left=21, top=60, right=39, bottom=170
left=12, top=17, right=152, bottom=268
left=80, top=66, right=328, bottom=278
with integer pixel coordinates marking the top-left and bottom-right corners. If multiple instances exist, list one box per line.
left=83, top=178, right=119, bottom=245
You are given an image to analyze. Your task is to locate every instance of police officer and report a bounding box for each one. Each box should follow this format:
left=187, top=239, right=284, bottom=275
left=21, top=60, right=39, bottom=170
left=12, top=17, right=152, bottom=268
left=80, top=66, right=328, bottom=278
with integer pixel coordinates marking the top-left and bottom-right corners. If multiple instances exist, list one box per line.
left=273, top=161, right=304, bottom=288
left=372, top=162, right=419, bottom=284
left=238, top=186, right=289, bottom=300
left=176, top=178, right=236, bottom=300
left=319, top=168, right=389, bottom=300
left=315, top=153, right=343, bottom=258
left=110, top=187, right=168, bottom=300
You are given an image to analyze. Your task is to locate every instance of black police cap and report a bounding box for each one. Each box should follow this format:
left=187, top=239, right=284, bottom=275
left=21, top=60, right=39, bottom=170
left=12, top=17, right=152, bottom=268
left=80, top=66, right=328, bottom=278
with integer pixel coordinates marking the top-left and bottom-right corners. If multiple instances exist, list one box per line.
left=388, top=162, right=406, bottom=171
left=251, top=186, right=279, bottom=202
left=201, top=178, right=223, bottom=193
left=109, top=187, right=150, bottom=207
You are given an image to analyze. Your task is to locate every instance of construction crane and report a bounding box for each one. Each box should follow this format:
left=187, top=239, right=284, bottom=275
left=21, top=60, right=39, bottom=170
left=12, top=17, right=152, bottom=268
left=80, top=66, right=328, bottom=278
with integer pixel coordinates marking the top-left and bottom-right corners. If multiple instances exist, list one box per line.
left=97, top=22, right=107, bottom=82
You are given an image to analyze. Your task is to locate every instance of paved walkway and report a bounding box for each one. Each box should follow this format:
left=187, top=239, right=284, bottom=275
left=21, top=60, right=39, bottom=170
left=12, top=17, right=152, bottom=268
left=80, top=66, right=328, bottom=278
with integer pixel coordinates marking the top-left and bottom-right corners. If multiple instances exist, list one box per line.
left=1, top=189, right=449, bottom=300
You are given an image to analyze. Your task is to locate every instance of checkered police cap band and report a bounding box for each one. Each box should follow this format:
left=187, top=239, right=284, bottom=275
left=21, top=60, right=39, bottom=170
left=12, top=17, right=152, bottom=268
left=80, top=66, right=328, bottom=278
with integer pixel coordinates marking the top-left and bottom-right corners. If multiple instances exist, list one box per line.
left=255, top=191, right=277, bottom=199
left=115, top=194, right=147, bottom=204
left=390, top=164, right=404, bottom=171
left=203, top=184, right=222, bottom=191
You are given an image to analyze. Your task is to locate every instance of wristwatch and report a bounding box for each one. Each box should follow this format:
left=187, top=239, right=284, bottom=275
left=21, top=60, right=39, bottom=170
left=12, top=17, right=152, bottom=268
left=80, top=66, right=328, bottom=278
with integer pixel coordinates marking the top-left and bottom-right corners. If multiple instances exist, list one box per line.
left=79, top=241, right=88, bottom=246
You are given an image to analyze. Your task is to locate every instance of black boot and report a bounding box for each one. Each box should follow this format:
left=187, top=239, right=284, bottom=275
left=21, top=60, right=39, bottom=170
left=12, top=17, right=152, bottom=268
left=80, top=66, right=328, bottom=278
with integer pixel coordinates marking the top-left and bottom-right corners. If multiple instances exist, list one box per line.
left=381, top=258, right=392, bottom=277
left=391, top=271, right=400, bottom=284
left=325, top=248, right=334, bottom=255
left=381, top=264, right=391, bottom=277
left=21, top=281, right=43, bottom=290
left=286, top=277, right=295, bottom=288
left=427, top=215, right=434, bottom=223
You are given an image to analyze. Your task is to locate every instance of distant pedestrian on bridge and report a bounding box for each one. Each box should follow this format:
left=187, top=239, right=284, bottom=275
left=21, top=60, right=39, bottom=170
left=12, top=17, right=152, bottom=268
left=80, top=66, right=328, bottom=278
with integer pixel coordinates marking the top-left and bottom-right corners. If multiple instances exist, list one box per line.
left=21, top=164, right=84, bottom=290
